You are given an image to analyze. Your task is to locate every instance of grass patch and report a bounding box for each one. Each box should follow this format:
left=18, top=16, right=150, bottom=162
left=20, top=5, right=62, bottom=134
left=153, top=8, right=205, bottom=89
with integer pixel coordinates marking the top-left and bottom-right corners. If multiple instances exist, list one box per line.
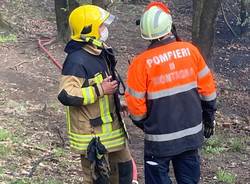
left=0, top=167, right=4, bottom=180
left=10, top=178, right=62, bottom=184
left=0, top=144, right=11, bottom=158
left=0, top=129, right=11, bottom=141
left=216, top=169, right=236, bottom=184
left=11, top=135, right=25, bottom=144
left=53, top=147, right=66, bottom=157
left=228, top=137, right=246, bottom=152
left=49, top=102, right=62, bottom=113
left=0, top=167, right=3, bottom=175
left=203, top=136, right=225, bottom=154
left=0, top=34, right=17, bottom=43
left=44, top=178, right=62, bottom=184
left=10, top=179, right=29, bottom=184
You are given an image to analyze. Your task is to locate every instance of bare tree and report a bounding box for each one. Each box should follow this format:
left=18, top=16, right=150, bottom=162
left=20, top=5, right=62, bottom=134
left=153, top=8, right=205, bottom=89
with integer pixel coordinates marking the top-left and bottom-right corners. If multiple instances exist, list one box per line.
left=54, top=0, right=80, bottom=42
left=92, top=0, right=113, bottom=9
left=92, top=0, right=106, bottom=8
left=240, top=0, right=250, bottom=36
left=192, top=0, right=220, bottom=68
left=0, top=14, right=9, bottom=30
left=54, top=0, right=111, bottom=42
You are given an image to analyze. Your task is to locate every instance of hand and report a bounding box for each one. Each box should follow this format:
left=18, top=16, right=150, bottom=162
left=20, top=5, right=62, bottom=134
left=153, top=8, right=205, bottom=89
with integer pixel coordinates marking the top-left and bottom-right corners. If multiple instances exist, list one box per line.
left=101, top=76, right=118, bottom=95
left=120, top=101, right=129, bottom=117
left=203, top=121, right=215, bottom=138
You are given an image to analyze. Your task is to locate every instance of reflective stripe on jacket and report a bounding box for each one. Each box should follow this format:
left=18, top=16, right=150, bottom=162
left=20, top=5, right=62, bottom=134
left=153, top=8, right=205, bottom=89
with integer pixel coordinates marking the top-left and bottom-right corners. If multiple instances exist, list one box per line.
left=125, top=37, right=217, bottom=157
left=58, top=41, right=126, bottom=154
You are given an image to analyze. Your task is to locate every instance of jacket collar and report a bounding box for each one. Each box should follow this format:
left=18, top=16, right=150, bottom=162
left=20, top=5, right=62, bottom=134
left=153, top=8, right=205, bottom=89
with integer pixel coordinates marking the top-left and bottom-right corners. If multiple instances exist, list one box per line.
left=148, top=35, right=176, bottom=50
left=64, top=40, right=102, bottom=55
left=83, top=44, right=102, bottom=55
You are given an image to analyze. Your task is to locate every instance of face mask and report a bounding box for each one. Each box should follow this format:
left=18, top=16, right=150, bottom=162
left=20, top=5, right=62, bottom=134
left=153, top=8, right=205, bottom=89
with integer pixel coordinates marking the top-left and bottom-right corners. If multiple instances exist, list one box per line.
left=99, top=26, right=109, bottom=42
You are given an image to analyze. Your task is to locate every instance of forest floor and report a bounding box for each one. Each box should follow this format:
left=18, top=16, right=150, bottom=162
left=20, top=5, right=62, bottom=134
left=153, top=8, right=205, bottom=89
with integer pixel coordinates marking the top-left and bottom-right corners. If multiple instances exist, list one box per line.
left=0, top=0, right=249, bottom=184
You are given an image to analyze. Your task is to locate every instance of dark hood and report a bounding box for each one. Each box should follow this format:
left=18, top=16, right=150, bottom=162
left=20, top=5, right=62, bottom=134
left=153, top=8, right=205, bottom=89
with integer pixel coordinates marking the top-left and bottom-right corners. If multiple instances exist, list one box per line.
left=64, top=40, right=88, bottom=54
left=148, top=35, right=176, bottom=50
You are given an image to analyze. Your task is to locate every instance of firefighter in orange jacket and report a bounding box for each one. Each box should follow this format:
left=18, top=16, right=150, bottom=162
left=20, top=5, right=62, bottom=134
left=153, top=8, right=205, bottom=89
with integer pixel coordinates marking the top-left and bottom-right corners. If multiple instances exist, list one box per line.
left=125, top=2, right=217, bottom=184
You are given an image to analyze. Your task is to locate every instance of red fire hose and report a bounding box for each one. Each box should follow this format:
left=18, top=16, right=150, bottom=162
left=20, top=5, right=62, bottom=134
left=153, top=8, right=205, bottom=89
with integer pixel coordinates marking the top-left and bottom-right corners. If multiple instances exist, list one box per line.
left=38, top=37, right=62, bottom=70
left=132, top=158, right=138, bottom=184
left=38, top=37, right=139, bottom=184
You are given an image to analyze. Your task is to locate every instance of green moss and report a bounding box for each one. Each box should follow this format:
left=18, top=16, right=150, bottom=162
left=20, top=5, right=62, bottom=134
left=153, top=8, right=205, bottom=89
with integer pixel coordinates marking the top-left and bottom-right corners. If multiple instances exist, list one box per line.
left=0, top=34, right=17, bottom=43
left=0, top=129, right=11, bottom=141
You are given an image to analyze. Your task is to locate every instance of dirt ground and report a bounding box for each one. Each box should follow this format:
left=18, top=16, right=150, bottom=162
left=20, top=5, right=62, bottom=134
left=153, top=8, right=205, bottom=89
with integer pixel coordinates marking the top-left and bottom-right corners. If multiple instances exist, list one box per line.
left=0, top=0, right=249, bottom=184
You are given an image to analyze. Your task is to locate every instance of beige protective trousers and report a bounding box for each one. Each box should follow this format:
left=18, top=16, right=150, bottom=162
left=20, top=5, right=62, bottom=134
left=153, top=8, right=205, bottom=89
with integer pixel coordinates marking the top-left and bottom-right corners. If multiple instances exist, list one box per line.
left=81, top=146, right=132, bottom=184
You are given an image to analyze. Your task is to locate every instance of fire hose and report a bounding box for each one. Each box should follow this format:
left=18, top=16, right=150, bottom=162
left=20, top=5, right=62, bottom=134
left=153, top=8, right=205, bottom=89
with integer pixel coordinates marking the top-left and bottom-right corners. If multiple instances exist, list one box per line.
left=38, top=37, right=139, bottom=184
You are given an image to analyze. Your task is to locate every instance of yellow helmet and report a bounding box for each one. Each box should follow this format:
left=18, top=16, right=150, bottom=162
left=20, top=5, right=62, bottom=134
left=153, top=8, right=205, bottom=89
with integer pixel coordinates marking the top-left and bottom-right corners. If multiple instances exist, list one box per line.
left=69, top=5, right=115, bottom=42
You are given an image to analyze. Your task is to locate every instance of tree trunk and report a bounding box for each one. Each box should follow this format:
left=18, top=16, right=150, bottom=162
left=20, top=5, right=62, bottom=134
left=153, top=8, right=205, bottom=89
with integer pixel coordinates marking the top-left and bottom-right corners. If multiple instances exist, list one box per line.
left=192, top=0, right=220, bottom=68
left=0, top=14, right=4, bottom=28
left=92, top=0, right=105, bottom=8
left=240, top=0, right=250, bottom=36
left=68, top=0, right=80, bottom=12
left=192, top=0, right=205, bottom=44
left=92, top=0, right=114, bottom=9
left=0, top=14, right=9, bottom=30
left=0, top=13, right=11, bottom=37
left=54, top=0, right=79, bottom=42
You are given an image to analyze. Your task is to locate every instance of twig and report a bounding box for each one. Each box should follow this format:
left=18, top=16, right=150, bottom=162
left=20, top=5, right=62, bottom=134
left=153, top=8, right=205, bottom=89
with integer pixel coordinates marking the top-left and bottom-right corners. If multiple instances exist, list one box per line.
left=7, top=61, right=32, bottom=69
left=21, top=143, right=51, bottom=152
left=225, top=1, right=240, bottom=20
left=220, top=0, right=239, bottom=37
left=56, top=127, right=66, bottom=148
left=28, top=153, right=54, bottom=177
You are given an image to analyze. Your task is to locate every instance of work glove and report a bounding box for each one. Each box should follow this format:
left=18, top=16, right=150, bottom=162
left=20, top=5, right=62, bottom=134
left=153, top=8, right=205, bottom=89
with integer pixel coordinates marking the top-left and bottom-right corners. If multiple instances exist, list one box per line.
left=203, top=121, right=215, bottom=138
left=87, top=137, right=111, bottom=184
left=132, top=120, right=144, bottom=131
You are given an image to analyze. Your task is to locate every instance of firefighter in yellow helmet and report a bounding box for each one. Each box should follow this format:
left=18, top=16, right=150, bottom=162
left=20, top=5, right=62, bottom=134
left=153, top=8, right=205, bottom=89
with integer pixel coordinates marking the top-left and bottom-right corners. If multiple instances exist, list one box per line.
left=58, top=5, right=133, bottom=184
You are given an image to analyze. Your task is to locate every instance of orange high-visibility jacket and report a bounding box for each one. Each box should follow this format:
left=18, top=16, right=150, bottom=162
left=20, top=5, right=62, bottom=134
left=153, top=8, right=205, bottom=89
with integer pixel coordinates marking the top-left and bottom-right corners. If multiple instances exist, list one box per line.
left=125, top=36, right=217, bottom=157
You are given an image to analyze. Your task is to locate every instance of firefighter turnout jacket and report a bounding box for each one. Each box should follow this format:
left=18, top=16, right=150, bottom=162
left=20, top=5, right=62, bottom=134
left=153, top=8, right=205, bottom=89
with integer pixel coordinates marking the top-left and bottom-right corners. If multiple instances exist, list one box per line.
left=125, top=36, right=217, bottom=157
left=58, top=40, right=127, bottom=154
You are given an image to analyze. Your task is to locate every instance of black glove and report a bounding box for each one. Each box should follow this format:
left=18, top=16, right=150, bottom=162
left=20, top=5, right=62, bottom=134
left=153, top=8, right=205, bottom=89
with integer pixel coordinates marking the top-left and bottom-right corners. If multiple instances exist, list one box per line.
left=129, top=115, right=145, bottom=131
left=131, top=120, right=144, bottom=131
left=87, top=137, right=111, bottom=183
left=203, top=121, right=215, bottom=138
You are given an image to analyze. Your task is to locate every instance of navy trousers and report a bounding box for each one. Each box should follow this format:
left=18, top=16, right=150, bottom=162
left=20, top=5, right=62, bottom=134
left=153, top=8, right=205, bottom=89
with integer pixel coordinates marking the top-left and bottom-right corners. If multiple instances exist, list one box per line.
left=144, top=150, right=200, bottom=184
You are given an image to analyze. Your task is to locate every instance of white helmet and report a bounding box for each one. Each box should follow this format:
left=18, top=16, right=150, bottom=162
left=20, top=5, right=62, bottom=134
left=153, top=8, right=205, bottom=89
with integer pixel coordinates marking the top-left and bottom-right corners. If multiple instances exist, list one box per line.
left=140, top=6, right=172, bottom=40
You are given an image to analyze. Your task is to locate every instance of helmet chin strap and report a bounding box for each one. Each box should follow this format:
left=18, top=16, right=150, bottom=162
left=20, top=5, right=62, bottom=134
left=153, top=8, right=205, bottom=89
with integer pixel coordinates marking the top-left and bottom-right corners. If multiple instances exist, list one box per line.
left=80, top=35, right=104, bottom=48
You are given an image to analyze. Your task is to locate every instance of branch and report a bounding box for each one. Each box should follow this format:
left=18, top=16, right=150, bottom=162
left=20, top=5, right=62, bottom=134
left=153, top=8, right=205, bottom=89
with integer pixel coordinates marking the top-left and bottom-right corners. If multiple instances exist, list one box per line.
left=7, top=61, right=32, bottom=70
left=28, top=153, right=54, bottom=177
left=225, top=1, right=240, bottom=20
left=21, top=143, right=50, bottom=152
left=220, top=0, right=239, bottom=37
left=56, top=127, right=66, bottom=148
